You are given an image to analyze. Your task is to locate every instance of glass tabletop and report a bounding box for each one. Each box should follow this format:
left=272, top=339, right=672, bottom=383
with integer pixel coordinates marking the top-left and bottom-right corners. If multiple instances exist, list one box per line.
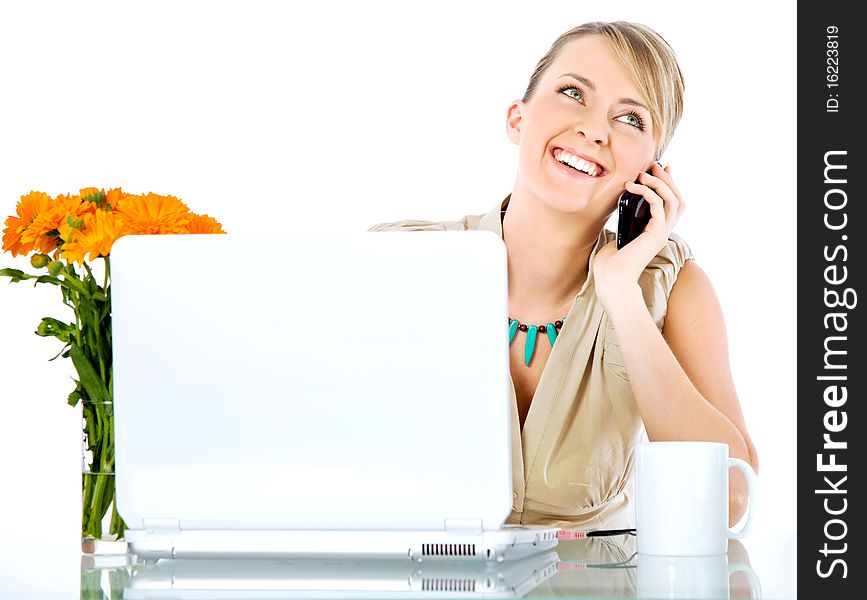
left=75, top=536, right=764, bottom=600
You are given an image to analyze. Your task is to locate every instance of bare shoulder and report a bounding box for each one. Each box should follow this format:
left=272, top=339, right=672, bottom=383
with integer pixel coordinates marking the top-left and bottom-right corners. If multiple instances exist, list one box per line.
left=667, top=259, right=718, bottom=315
left=663, top=259, right=727, bottom=363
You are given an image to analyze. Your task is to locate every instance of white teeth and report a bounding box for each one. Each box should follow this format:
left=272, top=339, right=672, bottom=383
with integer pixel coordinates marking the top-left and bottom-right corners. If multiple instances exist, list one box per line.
left=554, top=149, right=601, bottom=176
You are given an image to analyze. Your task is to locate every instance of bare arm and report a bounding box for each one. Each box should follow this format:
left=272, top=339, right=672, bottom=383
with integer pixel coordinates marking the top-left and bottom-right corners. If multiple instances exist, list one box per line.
left=603, top=260, right=758, bottom=525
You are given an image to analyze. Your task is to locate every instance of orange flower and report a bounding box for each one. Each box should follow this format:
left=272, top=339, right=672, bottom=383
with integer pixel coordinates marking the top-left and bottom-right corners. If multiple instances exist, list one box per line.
left=60, top=209, right=125, bottom=264
left=186, top=213, right=225, bottom=234
left=24, top=193, right=91, bottom=248
left=114, top=193, right=193, bottom=235
left=104, top=187, right=128, bottom=210
left=2, top=191, right=55, bottom=256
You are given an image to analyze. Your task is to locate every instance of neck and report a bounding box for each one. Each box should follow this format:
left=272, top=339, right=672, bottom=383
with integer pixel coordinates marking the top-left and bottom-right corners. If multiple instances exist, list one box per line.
left=502, top=189, right=603, bottom=321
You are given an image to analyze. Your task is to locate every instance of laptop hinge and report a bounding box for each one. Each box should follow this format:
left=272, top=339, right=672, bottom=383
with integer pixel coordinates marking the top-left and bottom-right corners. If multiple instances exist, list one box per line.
left=444, top=519, right=484, bottom=533
left=142, top=518, right=181, bottom=533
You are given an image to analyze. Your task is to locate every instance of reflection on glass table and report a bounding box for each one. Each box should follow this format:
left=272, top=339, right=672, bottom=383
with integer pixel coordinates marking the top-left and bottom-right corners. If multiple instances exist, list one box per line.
left=88, top=550, right=557, bottom=599
left=79, top=537, right=760, bottom=599
left=531, top=536, right=760, bottom=600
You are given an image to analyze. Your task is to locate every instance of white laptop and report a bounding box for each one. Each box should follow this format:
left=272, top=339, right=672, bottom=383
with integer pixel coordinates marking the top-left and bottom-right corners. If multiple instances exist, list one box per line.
left=122, top=551, right=561, bottom=599
left=110, top=230, right=559, bottom=562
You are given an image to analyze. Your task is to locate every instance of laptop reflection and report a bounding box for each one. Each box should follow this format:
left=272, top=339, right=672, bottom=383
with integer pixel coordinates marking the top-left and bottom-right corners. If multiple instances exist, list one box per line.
left=123, top=550, right=560, bottom=599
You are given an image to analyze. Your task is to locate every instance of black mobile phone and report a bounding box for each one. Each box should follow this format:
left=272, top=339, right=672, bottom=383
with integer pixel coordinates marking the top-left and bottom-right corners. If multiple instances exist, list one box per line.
left=616, top=168, right=653, bottom=249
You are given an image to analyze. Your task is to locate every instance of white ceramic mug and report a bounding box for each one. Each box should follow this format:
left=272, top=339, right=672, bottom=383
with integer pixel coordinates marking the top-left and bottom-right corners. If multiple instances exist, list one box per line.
left=635, top=441, right=757, bottom=556
left=637, top=553, right=762, bottom=600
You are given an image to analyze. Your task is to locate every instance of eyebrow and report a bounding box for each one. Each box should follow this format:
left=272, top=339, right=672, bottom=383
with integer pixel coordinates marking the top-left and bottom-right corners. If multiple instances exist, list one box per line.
left=558, top=73, right=650, bottom=112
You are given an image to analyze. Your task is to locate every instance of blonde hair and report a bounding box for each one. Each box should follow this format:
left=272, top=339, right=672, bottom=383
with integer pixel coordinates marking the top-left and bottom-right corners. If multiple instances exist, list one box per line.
left=522, top=21, right=685, bottom=160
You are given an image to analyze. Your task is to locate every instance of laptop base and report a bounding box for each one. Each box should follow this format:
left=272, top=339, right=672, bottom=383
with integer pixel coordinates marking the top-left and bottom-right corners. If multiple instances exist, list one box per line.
left=126, top=525, right=559, bottom=563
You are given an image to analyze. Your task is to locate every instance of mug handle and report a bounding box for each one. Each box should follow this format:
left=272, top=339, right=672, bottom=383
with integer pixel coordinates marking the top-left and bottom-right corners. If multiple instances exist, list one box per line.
left=727, top=458, right=758, bottom=539
left=728, top=562, right=763, bottom=600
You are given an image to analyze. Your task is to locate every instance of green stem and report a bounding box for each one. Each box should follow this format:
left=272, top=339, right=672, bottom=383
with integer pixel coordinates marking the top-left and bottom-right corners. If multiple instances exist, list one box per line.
left=83, top=401, right=103, bottom=539
left=103, top=256, right=110, bottom=294
left=82, top=470, right=95, bottom=536
left=110, top=496, right=124, bottom=538
left=98, top=408, right=115, bottom=520
left=71, top=281, right=83, bottom=347
left=88, top=469, right=108, bottom=539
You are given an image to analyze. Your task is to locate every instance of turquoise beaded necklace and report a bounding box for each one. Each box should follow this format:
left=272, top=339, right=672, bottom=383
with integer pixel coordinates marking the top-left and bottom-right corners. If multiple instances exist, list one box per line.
left=508, top=317, right=566, bottom=366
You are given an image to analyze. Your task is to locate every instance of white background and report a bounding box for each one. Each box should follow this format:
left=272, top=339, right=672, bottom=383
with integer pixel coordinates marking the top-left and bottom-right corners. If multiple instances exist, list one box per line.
left=0, top=1, right=796, bottom=597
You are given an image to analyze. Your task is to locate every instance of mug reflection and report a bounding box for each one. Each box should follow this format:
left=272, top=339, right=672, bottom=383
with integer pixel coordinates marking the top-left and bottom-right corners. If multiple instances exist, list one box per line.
left=528, top=537, right=761, bottom=600
left=636, top=539, right=762, bottom=600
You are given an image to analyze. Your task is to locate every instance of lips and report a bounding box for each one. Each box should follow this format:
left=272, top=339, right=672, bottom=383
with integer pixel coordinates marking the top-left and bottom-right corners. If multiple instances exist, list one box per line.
left=550, top=147, right=607, bottom=177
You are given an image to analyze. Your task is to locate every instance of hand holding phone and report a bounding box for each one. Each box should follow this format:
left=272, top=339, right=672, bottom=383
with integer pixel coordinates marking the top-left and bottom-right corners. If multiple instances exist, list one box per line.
left=616, top=167, right=654, bottom=249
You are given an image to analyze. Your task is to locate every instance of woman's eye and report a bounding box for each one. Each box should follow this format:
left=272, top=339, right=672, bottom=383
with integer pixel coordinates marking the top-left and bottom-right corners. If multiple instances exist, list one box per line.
left=616, top=111, right=646, bottom=131
left=560, top=86, right=583, bottom=102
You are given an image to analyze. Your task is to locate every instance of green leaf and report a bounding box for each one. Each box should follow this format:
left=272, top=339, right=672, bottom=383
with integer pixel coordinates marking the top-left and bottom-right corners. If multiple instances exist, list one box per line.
left=0, top=268, right=31, bottom=283
left=70, top=344, right=110, bottom=404
left=68, top=387, right=82, bottom=407
left=34, top=275, right=61, bottom=286
left=35, top=317, right=73, bottom=342
left=62, top=278, right=89, bottom=297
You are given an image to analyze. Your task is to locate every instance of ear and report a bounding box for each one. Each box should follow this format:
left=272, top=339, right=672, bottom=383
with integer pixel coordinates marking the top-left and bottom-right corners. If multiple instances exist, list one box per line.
left=505, top=100, right=524, bottom=145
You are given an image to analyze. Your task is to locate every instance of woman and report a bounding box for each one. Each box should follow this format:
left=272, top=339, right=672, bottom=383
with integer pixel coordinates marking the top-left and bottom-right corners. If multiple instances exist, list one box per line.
left=370, top=21, right=758, bottom=530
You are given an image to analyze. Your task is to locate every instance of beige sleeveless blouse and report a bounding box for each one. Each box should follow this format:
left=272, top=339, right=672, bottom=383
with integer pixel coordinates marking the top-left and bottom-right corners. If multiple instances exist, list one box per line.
left=369, top=196, right=694, bottom=530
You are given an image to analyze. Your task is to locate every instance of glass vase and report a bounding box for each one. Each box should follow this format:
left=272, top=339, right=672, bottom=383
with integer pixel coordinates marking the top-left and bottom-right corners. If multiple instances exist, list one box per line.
left=81, top=400, right=127, bottom=554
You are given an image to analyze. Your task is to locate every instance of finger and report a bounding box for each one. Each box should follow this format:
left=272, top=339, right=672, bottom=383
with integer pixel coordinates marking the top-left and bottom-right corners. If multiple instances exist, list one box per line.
left=657, top=163, right=686, bottom=214
left=639, top=168, right=683, bottom=207
left=648, top=167, right=685, bottom=220
left=637, top=172, right=680, bottom=222
left=637, top=171, right=674, bottom=202
left=624, top=180, right=667, bottom=225
left=651, top=161, right=673, bottom=185
left=625, top=181, right=681, bottom=236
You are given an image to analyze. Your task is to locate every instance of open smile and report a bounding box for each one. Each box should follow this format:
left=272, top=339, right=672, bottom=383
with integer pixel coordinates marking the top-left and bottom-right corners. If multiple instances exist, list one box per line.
left=550, top=147, right=607, bottom=178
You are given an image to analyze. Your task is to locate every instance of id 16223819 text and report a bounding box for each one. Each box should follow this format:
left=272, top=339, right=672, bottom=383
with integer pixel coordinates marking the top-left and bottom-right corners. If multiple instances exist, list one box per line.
left=826, top=26, right=839, bottom=113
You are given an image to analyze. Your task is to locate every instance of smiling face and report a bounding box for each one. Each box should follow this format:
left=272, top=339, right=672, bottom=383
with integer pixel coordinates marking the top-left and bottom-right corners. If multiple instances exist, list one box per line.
left=506, top=35, right=658, bottom=220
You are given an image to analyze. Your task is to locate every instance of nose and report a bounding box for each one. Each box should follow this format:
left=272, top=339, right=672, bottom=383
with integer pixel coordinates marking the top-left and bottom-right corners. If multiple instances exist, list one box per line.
left=573, top=110, right=609, bottom=145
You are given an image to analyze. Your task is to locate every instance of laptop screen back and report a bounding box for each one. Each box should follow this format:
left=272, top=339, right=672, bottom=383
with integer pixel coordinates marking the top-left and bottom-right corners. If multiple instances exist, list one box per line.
left=111, top=231, right=512, bottom=532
